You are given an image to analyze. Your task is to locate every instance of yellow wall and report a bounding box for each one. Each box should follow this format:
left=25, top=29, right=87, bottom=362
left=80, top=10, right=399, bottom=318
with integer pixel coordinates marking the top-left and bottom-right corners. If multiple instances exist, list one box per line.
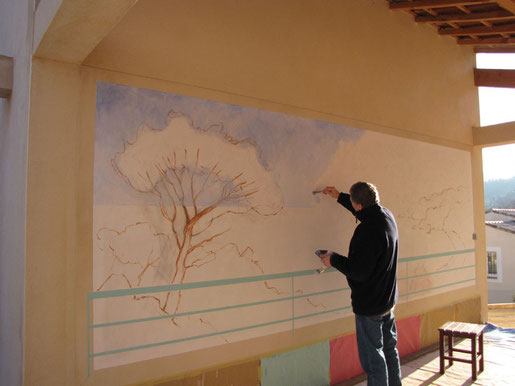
left=24, top=1, right=489, bottom=384
left=26, top=58, right=82, bottom=386
left=83, top=0, right=479, bottom=148
left=472, top=146, right=488, bottom=321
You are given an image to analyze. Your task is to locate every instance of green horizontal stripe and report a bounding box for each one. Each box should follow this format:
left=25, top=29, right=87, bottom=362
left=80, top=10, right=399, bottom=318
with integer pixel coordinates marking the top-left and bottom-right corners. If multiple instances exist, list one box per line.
left=87, top=247, right=477, bottom=364
left=89, top=275, right=475, bottom=358
left=405, top=278, right=475, bottom=296
left=398, top=265, right=475, bottom=281
left=399, top=248, right=475, bottom=263
left=294, top=305, right=351, bottom=321
left=89, top=249, right=475, bottom=300
left=88, top=268, right=338, bottom=300
left=91, top=287, right=349, bottom=329
left=91, top=263, right=474, bottom=329
left=91, top=305, right=352, bottom=358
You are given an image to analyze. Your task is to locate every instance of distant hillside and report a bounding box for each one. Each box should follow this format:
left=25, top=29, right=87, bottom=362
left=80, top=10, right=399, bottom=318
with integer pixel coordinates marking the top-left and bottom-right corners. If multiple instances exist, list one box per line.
left=484, top=176, right=515, bottom=210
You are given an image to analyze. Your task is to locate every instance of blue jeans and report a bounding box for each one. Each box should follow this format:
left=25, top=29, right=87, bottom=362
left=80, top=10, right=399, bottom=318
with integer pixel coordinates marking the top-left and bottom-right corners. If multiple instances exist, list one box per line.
left=355, top=312, right=402, bottom=386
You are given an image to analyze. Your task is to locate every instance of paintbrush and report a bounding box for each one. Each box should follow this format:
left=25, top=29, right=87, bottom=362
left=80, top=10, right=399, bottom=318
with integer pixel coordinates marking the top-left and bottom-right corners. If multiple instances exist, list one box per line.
left=315, top=249, right=331, bottom=274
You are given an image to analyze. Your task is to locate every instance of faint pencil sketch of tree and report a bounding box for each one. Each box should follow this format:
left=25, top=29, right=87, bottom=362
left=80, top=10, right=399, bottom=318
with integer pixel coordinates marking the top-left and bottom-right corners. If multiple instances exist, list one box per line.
left=398, top=186, right=468, bottom=248
left=97, top=111, right=284, bottom=323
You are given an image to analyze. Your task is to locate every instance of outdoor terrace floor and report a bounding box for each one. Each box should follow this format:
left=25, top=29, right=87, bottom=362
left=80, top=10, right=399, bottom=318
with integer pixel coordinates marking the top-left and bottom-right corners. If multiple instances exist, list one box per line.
left=348, top=305, right=515, bottom=385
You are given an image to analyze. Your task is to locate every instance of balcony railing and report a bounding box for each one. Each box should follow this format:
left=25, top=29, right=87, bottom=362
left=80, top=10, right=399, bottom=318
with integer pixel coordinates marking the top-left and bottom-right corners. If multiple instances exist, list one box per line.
left=87, top=248, right=475, bottom=375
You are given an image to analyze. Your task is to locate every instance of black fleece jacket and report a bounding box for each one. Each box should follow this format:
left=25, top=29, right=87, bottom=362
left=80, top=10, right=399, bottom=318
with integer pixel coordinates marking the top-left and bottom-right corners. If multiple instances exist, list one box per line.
left=330, top=193, right=398, bottom=316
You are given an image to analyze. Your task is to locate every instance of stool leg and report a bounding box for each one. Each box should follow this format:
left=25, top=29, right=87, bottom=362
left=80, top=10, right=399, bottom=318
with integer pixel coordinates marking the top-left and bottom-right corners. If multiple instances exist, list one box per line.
left=472, top=336, right=477, bottom=381
left=479, top=332, right=484, bottom=374
left=439, top=331, right=445, bottom=374
left=448, top=334, right=453, bottom=367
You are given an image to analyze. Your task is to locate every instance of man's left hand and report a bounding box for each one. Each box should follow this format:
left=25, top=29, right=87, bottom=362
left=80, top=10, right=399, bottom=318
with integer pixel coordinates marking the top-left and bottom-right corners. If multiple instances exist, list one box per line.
left=320, top=255, right=332, bottom=268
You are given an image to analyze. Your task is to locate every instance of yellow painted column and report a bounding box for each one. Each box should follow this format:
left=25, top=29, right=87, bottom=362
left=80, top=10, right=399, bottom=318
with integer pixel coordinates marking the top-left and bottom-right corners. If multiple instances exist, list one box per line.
left=25, top=58, right=82, bottom=385
left=471, top=146, right=488, bottom=322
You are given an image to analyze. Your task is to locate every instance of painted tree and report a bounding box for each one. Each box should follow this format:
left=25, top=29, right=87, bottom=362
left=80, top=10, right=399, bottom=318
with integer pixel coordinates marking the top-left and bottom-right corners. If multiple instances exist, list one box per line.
left=98, top=112, right=283, bottom=322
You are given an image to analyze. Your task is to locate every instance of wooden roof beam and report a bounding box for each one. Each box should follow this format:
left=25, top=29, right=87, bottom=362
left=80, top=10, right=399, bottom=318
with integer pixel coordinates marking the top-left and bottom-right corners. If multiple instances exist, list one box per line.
left=474, top=68, right=515, bottom=87
left=473, top=121, right=515, bottom=146
left=439, top=23, right=515, bottom=35
left=390, top=0, right=496, bottom=10
left=497, top=0, right=515, bottom=14
left=461, top=36, right=515, bottom=44
left=457, top=5, right=472, bottom=13
left=416, top=10, right=514, bottom=22
left=475, top=45, right=515, bottom=51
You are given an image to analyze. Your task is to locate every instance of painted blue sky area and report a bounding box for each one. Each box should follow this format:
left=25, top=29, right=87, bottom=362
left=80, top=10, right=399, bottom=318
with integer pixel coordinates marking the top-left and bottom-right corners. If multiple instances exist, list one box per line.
left=94, top=82, right=363, bottom=206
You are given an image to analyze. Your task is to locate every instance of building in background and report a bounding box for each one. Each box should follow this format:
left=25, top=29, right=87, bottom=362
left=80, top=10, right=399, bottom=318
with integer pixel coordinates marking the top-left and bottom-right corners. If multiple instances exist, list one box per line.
left=486, top=209, right=515, bottom=303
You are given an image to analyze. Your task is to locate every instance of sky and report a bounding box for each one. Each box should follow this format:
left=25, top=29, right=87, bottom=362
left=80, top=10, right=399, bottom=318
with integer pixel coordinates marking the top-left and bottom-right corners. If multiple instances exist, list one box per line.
left=477, top=53, right=515, bottom=181
left=94, top=82, right=363, bottom=207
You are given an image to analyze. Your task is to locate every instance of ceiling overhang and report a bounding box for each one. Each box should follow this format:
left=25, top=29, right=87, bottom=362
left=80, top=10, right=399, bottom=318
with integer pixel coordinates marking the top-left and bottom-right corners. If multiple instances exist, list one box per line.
left=473, top=121, right=515, bottom=145
left=33, top=0, right=139, bottom=64
left=388, top=0, right=515, bottom=51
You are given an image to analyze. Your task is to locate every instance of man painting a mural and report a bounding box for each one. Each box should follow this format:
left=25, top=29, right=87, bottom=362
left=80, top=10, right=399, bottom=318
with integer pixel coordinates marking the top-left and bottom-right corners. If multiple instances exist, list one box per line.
left=90, top=82, right=476, bottom=374
left=319, top=182, right=402, bottom=386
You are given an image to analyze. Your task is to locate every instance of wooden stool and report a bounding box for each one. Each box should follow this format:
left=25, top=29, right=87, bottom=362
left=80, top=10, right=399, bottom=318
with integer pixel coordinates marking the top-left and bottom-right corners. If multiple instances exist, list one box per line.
left=438, top=321, right=487, bottom=381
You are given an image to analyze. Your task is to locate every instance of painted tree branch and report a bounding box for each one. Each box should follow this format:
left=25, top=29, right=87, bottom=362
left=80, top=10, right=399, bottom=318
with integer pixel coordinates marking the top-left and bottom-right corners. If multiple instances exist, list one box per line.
left=101, top=114, right=284, bottom=326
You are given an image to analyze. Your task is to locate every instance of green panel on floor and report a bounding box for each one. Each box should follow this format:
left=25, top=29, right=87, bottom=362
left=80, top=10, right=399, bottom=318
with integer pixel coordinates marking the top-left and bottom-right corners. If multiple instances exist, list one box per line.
left=261, top=341, right=330, bottom=386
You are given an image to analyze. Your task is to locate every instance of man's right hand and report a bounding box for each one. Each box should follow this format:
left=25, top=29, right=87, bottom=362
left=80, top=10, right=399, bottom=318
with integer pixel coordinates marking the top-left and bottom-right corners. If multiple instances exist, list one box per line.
left=322, top=186, right=340, bottom=199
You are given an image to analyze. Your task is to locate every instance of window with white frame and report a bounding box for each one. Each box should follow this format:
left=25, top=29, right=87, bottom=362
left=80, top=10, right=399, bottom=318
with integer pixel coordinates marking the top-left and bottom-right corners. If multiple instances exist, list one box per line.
left=487, top=247, right=502, bottom=282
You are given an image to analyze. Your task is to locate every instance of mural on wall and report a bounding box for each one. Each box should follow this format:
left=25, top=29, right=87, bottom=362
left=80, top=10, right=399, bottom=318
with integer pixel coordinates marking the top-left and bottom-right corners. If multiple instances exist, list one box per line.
left=92, top=82, right=475, bottom=369
left=96, top=110, right=287, bottom=320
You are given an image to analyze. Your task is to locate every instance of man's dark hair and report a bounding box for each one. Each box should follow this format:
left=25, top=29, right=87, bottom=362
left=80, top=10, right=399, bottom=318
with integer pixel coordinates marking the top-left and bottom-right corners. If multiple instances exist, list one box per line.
left=350, top=182, right=380, bottom=208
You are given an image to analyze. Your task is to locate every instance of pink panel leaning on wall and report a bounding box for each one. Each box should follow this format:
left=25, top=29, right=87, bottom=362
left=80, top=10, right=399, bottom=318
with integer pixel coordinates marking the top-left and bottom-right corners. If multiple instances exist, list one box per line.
left=329, top=315, right=421, bottom=385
